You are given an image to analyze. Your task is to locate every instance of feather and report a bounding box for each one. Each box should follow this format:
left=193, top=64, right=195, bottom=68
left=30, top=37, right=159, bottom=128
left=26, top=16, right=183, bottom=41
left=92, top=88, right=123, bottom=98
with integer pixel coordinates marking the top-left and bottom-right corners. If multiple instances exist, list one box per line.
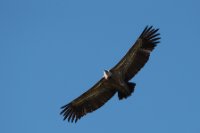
left=60, top=78, right=116, bottom=122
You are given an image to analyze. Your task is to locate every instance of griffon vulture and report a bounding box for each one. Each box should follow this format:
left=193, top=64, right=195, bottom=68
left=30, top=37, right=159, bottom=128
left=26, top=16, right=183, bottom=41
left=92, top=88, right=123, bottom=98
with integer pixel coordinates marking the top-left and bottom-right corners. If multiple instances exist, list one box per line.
left=60, top=26, right=161, bottom=123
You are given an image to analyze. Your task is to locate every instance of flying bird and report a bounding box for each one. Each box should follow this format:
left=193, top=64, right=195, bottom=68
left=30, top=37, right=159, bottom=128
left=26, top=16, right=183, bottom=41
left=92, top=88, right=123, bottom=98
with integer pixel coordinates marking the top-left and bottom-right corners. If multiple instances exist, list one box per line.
left=60, top=26, right=161, bottom=123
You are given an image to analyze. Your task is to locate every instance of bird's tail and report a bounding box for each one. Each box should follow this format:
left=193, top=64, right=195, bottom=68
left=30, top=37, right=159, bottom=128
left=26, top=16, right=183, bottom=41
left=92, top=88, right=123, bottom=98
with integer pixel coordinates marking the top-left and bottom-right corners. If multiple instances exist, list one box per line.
left=118, top=82, right=136, bottom=100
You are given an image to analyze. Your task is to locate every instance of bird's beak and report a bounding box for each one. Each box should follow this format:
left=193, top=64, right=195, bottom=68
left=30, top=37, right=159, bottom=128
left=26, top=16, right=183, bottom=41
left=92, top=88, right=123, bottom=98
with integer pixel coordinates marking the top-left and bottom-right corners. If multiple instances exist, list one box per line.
left=104, top=70, right=108, bottom=73
left=103, top=70, right=106, bottom=76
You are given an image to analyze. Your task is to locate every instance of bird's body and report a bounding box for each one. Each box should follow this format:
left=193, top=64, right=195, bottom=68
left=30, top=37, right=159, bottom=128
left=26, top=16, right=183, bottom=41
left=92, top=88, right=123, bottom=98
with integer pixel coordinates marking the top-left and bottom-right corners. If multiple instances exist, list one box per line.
left=60, top=26, right=161, bottom=123
left=103, top=70, right=130, bottom=97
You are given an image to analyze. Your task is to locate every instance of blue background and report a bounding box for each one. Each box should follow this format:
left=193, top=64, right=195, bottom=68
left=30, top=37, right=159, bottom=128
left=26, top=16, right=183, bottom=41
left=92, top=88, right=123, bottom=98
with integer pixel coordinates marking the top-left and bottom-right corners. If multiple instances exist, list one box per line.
left=1, top=0, right=200, bottom=132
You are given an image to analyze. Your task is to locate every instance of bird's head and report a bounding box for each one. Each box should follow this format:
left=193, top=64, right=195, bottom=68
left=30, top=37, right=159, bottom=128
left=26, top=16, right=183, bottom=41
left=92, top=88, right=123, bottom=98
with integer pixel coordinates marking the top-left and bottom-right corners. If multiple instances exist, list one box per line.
left=103, top=70, right=112, bottom=80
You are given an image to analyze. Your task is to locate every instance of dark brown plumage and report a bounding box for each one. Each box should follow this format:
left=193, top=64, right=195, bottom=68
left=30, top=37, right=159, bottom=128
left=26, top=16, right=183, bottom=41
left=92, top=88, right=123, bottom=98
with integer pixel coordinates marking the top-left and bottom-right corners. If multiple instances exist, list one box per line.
left=60, top=26, right=161, bottom=123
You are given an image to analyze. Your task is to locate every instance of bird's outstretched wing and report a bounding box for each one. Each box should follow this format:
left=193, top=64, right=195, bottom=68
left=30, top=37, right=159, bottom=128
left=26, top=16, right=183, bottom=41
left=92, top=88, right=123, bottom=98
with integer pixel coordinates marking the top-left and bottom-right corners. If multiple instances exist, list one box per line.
left=111, top=26, right=161, bottom=81
left=60, top=78, right=116, bottom=123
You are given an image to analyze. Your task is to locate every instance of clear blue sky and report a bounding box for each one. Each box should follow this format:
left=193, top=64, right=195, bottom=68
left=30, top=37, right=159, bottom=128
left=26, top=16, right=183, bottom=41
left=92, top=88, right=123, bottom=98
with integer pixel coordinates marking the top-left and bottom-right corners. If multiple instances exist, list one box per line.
left=1, top=0, right=200, bottom=133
